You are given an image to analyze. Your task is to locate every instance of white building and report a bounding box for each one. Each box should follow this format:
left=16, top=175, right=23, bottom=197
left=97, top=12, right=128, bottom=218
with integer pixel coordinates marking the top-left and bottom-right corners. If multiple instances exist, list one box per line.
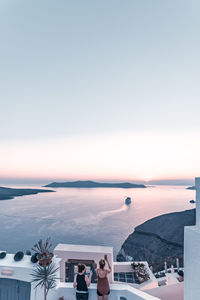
left=0, top=243, right=160, bottom=300
left=184, top=177, right=199, bottom=300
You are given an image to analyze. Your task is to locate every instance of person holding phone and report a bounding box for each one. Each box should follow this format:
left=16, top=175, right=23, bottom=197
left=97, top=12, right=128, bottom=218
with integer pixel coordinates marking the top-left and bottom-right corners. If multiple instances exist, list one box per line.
left=96, top=254, right=111, bottom=300
left=73, top=264, right=92, bottom=300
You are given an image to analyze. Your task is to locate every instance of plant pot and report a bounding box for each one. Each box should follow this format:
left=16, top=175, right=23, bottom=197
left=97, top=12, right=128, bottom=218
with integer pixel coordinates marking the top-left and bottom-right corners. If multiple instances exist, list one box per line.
left=138, top=276, right=145, bottom=283
left=37, top=253, right=53, bottom=266
left=14, top=251, right=24, bottom=262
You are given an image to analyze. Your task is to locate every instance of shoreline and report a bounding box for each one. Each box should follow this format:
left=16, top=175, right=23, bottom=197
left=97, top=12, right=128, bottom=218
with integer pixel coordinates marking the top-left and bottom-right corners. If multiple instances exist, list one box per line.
left=117, top=208, right=196, bottom=272
left=0, top=186, right=55, bottom=201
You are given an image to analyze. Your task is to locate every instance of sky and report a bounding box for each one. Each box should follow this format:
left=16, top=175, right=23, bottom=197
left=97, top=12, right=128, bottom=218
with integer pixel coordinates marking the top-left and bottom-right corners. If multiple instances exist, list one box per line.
left=0, top=0, right=200, bottom=183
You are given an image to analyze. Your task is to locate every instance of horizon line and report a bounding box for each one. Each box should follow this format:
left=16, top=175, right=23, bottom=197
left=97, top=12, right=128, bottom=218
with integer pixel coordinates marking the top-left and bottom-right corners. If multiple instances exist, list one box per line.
left=0, top=176, right=195, bottom=185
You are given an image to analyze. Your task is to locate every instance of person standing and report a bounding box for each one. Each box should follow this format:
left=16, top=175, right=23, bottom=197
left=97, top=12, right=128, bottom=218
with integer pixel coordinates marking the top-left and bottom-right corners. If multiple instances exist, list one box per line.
left=73, top=264, right=92, bottom=300
left=96, top=255, right=111, bottom=300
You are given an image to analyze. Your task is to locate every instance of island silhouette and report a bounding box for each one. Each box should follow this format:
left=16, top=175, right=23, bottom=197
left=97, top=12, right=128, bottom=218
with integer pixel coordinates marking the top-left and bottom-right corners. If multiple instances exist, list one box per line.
left=44, top=180, right=146, bottom=189
left=0, top=186, right=54, bottom=200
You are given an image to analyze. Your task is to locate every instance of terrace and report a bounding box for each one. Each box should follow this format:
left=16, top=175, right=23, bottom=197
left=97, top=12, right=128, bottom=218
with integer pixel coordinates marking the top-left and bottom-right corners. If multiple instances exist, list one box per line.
left=0, top=244, right=160, bottom=300
left=55, top=282, right=159, bottom=300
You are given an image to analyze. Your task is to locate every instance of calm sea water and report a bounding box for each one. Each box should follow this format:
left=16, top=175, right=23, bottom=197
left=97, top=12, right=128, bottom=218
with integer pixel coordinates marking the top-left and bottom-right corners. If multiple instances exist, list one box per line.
left=0, top=185, right=195, bottom=257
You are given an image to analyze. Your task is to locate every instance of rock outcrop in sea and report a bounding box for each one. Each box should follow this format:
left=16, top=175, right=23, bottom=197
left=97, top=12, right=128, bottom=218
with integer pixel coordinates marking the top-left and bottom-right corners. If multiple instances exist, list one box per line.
left=186, top=186, right=196, bottom=190
left=117, top=209, right=196, bottom=272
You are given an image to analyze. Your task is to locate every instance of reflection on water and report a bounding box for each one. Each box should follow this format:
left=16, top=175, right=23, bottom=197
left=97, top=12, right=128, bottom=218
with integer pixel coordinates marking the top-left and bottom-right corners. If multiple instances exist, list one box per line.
left=0, top=185, right=195, bottom=257
left=100, top=204, right=128, bottom=217
left=77, top=204, right=128, bottom=225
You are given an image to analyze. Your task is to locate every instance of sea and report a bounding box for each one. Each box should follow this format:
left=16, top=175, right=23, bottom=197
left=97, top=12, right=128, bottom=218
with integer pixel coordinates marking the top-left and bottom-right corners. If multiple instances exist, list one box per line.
left=0, top=185, right=195, bottom=257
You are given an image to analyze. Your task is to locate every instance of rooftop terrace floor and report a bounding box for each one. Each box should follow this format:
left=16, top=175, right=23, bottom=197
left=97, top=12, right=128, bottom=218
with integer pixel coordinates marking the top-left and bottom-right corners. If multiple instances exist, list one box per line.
left=146, top=282, right=183, bottom=300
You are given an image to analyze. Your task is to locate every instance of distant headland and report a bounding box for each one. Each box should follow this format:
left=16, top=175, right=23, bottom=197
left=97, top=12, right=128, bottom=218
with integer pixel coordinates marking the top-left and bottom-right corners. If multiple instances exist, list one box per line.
left=44, top=180, right=147, bottom=189
left=186, top=186, right=196, bottom=190
left=0, top=186, right=55, bottom=200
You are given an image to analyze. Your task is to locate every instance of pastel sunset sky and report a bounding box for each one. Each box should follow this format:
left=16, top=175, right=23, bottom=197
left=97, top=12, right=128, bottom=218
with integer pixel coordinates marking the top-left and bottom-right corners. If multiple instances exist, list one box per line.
left=0, top=1, right=200, bottom=183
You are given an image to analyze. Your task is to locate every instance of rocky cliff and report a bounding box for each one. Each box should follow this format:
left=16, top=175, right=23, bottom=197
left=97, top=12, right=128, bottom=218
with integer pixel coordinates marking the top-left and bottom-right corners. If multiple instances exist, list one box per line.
left=117, top=209, right=196, bottom=272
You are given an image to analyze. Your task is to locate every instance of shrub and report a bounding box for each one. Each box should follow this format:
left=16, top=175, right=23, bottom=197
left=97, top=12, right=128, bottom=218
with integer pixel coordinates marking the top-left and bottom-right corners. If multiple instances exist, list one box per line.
left=14, top=251, right=24, bottom=261
left=31, top=253, right=38, bottom=263
left=178, top=270, right=184, bottom=277
left=0, top=252, right=6, bottom=259
left=131, top=262, right=150, bottom=282
left=32, top=238, right=53, bottom=266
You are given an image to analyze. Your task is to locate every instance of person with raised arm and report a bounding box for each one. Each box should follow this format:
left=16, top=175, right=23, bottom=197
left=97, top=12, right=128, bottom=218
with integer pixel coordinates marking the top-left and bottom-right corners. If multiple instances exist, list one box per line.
left=73, top=264, right=92, bottom=300
left=96, top=254, right=111, bottom=300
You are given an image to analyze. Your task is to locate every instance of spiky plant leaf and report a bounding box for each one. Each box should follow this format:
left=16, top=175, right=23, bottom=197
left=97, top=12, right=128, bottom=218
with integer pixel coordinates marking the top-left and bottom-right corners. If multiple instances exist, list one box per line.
left=31, top=262, right=59, bottom=296
left=32, top=238, right=53, bottom=255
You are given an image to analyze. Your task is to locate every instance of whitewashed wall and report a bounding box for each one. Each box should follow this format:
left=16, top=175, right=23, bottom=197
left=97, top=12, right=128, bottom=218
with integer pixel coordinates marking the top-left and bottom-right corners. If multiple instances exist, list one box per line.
left=50, top=282, right=160, bottom=300
left=184, top=177, right=200, bottom=300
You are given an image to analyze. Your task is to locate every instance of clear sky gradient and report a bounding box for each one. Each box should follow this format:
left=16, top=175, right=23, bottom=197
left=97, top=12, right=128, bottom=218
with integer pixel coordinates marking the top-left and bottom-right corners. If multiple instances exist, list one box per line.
left=0, top=1, right=200, bottom=182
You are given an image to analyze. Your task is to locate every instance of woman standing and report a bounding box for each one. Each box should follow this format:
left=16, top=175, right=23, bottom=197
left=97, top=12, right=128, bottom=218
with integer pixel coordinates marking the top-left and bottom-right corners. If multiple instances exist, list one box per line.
left=96, top=255, right=111, bottom=300
left=73, top=264, right=92, bottom=300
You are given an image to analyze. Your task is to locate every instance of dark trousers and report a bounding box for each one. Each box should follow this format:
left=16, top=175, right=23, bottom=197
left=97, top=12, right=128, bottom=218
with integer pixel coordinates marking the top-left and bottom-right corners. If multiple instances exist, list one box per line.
left=76, top=292, right=88, bottom=300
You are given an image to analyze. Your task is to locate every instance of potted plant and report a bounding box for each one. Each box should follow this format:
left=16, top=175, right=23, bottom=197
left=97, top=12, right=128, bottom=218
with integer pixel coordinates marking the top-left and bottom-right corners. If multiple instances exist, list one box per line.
left=0, top=251, right=6, bottom=259
left=131, top=262, right=139, bottom=271
left=32, top=238, right=53, bottom=266
left=131, top=262, right=150, bottom=283
left=31, top=262, right=59, bottom=300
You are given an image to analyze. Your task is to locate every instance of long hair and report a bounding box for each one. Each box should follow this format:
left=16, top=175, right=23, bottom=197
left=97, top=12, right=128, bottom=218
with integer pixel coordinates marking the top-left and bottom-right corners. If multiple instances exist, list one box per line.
left=99, top=259, right=105, bottom=269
